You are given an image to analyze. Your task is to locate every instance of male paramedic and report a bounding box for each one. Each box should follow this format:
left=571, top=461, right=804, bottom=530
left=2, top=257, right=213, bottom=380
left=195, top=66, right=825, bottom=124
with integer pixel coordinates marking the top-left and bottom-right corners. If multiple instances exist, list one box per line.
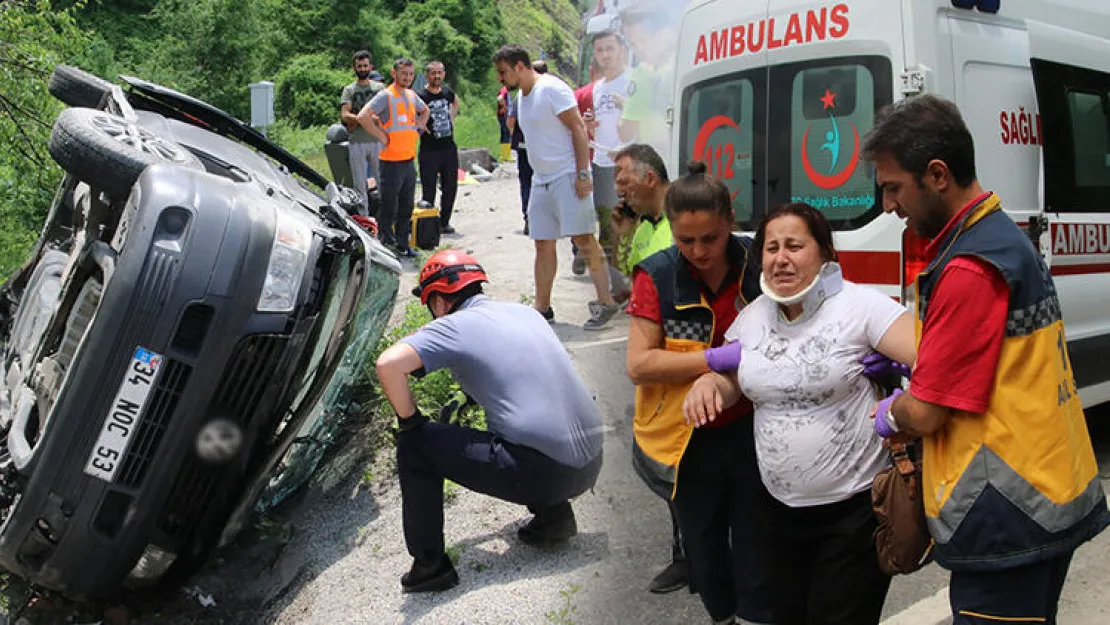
left=865, top=94, right=1109, bottom=624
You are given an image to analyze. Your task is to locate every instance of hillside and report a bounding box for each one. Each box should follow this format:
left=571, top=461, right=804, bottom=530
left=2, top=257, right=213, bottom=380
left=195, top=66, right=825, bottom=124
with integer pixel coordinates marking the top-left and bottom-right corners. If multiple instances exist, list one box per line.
left=498, top=0, right=584, bottom=80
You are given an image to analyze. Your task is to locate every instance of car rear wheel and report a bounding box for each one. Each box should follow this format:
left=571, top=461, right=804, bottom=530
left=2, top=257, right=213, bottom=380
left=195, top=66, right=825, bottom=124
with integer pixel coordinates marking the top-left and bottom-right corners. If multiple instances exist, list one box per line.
left=48, top=65, right=115, bottom=109
left=48, top=108, right=203, bottom=200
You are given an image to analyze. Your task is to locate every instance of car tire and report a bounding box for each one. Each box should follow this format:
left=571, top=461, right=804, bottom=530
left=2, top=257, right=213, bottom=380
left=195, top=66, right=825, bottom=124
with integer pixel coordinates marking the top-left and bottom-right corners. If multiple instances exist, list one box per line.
left=48, top=65, right=115, bottom=109
left=48, top=108, right=203, bottom=200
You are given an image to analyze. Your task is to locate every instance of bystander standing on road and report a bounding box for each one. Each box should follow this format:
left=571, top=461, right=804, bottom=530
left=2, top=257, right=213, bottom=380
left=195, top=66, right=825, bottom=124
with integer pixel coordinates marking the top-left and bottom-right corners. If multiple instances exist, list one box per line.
left=493, top=45, right=619, bottom=330
left=507, top=61, right=547, bottom=236
left=581, top=30, right=631, bottom=289
left=625, top=163, right=773, bottom=625
left=417, top=60, right=460, bottom=235
left=359, top=58, right=429, bottom=258
left=497, top=86, right=513, bottom=164
left=684, top=202, right=917, bottom=625
left=864, top=94, right=1110, bottom=624
left=340, top=50, right=386, bottom=217
left=375, top=250, right=603, bottom=594
left=571, top=58, right=601, bottom=276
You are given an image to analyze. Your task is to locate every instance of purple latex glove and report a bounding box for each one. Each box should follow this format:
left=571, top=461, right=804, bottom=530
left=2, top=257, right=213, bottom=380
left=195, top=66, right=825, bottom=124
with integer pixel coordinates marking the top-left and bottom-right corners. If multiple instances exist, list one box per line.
left=861, top=352, right=912, bottom=380
left=873, top=389, right=903, bottom=438
left=705, top=341, right=742, bottom=372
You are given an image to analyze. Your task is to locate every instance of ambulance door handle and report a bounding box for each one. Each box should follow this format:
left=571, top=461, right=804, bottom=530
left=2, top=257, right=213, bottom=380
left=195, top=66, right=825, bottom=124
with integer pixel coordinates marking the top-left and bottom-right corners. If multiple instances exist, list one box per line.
left=1027, top=215, right=1048, bottom=257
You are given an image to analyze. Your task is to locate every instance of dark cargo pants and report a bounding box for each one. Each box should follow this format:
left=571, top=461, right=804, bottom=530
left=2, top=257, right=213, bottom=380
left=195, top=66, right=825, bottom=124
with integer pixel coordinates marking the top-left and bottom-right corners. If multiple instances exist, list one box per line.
left=396, top=421, right=602, bottom=562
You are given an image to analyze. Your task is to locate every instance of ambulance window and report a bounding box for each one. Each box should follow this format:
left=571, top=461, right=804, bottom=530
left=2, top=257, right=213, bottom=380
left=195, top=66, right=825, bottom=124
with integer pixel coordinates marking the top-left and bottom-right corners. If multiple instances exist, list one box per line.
left=1066, top=91, right=1110, bottom=189
left=767, top=56, right=893, bottom=230
left=1031, top=59, right=1110, bottom=212
left=679, top=71, right=765, bottom=228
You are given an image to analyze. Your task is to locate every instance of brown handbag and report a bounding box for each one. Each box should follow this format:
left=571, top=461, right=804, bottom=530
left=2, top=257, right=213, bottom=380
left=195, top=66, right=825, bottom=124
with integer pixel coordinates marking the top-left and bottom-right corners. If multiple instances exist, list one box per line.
left=871, top=436, right=934, bottom=575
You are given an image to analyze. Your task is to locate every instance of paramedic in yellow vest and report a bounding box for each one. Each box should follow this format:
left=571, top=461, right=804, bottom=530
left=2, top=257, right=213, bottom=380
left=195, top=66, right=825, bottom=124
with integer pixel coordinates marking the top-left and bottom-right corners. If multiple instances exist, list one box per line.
left=863, top=94, right=1109, bottom=624
left=609, top=143, right=687, bottom=592
left=625, top=163, right=772, bottom=624
left=359, top=57, right=429, bottom=258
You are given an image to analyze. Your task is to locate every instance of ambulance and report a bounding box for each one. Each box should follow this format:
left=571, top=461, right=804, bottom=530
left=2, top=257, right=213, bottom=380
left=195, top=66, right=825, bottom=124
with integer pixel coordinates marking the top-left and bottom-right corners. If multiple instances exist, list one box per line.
left=670, top=0, right=1110, bottom=406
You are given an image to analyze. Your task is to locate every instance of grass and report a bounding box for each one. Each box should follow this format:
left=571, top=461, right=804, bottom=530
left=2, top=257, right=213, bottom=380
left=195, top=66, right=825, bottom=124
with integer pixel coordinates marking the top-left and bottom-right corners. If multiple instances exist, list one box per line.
left=544, top=582, right=582, bottom=625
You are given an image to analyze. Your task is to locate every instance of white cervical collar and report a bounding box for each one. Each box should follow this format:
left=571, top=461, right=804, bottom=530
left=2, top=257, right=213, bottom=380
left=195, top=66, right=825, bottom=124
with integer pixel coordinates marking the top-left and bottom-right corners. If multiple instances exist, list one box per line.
left=760, top=262, right=844, bottom=324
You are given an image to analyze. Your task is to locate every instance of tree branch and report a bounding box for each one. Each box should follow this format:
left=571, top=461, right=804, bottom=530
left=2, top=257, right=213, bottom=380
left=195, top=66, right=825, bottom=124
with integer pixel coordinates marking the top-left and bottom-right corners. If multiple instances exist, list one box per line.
left=0, top=96, right=47, bottom=169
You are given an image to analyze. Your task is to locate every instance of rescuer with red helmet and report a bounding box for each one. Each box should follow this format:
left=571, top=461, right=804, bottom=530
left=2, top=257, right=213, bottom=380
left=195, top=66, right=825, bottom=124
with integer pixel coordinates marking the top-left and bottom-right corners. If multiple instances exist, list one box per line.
left=375, top=249, right=604, bottom=593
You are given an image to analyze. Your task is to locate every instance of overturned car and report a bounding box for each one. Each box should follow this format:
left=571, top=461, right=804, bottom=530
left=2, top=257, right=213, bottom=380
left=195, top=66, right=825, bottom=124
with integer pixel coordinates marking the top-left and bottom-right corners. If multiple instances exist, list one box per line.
left=0, top=66, right=400, bottom=598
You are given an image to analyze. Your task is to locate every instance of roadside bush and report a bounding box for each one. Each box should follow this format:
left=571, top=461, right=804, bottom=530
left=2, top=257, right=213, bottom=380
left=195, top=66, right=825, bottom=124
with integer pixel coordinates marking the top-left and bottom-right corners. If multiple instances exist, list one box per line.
left=275, top=53, right=351, bottom=128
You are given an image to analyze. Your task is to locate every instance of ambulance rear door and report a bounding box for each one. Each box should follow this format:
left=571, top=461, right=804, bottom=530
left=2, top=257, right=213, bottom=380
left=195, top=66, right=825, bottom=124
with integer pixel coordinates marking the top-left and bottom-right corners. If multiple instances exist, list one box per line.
left=1028, top=19, right=1110, bottom=401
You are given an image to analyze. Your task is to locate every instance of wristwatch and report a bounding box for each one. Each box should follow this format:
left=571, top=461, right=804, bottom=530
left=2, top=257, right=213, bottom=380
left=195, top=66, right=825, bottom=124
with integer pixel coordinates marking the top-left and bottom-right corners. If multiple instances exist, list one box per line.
left=884, top=406, right=900, bottom=433
left=577, top=169, right=592, bottom=181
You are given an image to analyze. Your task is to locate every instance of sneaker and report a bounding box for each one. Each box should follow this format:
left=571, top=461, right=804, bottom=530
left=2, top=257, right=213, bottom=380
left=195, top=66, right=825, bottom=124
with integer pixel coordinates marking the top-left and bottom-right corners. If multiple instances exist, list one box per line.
left=583, top=301, right=619, bottom=331
left=517, top=503, right=577, bottom=546
left=523, top=219, right=529, bottom=237
left=401, top=554, right=459, bottom=593
left=537, top=307, right=554, bottom=323
left=397, top=246, right=419, bottom=259
left=440, top=224, right=456, bottom=235
left=648, top=558, right=688, bottom=594
left=571, top=255, right=587, bottom=275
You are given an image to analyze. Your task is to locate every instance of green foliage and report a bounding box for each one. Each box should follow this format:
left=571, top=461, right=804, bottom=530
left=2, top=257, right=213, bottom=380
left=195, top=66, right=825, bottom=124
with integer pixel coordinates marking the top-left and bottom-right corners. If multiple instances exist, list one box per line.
left=453, top=88, right=502, bottom=156
left=0, top=0, right=91, bottom=279
left=275, top=54, right=351, bottom=128
left=268, top=121, right=331, bottom=159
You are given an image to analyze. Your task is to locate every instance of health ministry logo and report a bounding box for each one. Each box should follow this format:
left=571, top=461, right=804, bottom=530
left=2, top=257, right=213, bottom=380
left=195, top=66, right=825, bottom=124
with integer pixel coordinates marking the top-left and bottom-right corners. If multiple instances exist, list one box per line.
left=800, top=89, right=860, bottom=190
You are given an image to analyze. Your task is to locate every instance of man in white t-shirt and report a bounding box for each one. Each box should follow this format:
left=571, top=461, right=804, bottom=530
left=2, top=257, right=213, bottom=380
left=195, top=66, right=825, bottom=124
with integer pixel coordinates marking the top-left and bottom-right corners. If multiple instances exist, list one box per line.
left=493, top=45, right=618, bottom=331
left=586, top=30, right=632, bottom=301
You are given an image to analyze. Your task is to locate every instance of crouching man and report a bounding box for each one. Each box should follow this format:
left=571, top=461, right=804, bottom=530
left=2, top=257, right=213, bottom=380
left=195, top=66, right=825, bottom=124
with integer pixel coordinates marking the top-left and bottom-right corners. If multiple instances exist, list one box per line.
left=375, top=249, right=605, bottom=593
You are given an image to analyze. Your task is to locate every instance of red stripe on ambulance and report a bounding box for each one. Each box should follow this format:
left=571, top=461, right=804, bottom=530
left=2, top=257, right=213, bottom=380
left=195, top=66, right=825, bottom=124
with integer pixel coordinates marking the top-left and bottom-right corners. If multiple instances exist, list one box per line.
left=838, top=250, right=900, bottom=286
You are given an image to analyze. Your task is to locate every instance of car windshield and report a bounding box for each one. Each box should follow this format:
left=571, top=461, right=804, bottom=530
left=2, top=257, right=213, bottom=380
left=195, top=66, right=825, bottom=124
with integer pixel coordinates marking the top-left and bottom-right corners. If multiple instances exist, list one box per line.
left=679, top=55, right=893, bottom=231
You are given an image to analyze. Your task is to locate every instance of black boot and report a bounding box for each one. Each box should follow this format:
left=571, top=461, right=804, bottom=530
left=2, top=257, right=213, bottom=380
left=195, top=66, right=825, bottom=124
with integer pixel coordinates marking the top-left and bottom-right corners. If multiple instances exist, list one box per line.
left=648, top=556, right=688, bottom=593
left=518, top=502, right=577, bottom=546
left=401, top=554, right=459, bottom=593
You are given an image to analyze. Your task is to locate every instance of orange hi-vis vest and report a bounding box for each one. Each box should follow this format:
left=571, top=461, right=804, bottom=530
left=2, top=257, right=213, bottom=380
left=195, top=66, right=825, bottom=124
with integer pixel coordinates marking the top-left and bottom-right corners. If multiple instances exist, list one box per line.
left=380, top=84, right=420, bottom=162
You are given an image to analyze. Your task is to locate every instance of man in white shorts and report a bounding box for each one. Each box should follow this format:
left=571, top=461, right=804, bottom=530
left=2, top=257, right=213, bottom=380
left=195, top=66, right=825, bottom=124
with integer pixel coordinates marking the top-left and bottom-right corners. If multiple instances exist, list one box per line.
left=493, top=44, right=619, bottom=331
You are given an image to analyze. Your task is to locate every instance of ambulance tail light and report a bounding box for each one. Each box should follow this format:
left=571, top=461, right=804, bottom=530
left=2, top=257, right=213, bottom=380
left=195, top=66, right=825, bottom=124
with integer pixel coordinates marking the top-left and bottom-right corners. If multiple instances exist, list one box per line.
left=901, top=227, right=929, bottom=307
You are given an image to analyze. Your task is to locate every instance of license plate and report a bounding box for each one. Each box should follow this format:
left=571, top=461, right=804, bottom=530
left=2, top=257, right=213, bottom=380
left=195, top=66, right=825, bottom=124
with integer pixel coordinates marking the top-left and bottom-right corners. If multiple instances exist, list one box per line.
left=84, top=346, right=164, bottom=482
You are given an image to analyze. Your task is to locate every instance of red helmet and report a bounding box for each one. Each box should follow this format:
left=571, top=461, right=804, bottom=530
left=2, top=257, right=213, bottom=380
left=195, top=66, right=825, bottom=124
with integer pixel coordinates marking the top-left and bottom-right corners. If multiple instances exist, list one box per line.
left=412, top=249, right=489, bottom=305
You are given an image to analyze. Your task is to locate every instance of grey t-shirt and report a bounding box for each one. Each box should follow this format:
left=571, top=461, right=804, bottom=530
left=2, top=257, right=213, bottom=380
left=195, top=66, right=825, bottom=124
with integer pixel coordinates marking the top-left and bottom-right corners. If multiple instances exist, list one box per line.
left=402, top=296, right=603, bottom=469
left=341, top=80, right=385, bottom=143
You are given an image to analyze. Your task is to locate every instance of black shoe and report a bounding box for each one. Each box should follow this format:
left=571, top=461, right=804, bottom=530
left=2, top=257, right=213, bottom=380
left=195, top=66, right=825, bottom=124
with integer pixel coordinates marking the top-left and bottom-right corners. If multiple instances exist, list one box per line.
left=440, top=224, right=456, bottom=235
left=537, top=307, right=554, bottom=323
left=648, top=558, right=688, bottom=594
left=398, top=246, right=419, bottom=259
left=523, top=219, right=529, bottom=236
left=401, top=554, right=459, bottom=593
left=517, top=502, right=577, bottom=546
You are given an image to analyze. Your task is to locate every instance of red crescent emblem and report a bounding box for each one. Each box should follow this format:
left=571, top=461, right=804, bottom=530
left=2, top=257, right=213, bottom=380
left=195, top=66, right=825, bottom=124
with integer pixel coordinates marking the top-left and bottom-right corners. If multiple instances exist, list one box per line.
left=801, top=123, right=861, bottom=190
left=692, top=115, right=742, bottom=199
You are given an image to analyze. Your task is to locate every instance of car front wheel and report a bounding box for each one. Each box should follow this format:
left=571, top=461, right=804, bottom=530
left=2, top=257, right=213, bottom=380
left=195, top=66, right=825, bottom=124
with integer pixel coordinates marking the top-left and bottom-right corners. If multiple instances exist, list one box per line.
left=47, top=108, right=203, bottom=200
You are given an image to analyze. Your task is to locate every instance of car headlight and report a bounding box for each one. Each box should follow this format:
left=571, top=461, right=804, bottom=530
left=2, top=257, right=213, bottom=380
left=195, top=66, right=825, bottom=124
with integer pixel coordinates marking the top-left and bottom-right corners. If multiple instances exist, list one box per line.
left=258, top=214, right=312, bottom=313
